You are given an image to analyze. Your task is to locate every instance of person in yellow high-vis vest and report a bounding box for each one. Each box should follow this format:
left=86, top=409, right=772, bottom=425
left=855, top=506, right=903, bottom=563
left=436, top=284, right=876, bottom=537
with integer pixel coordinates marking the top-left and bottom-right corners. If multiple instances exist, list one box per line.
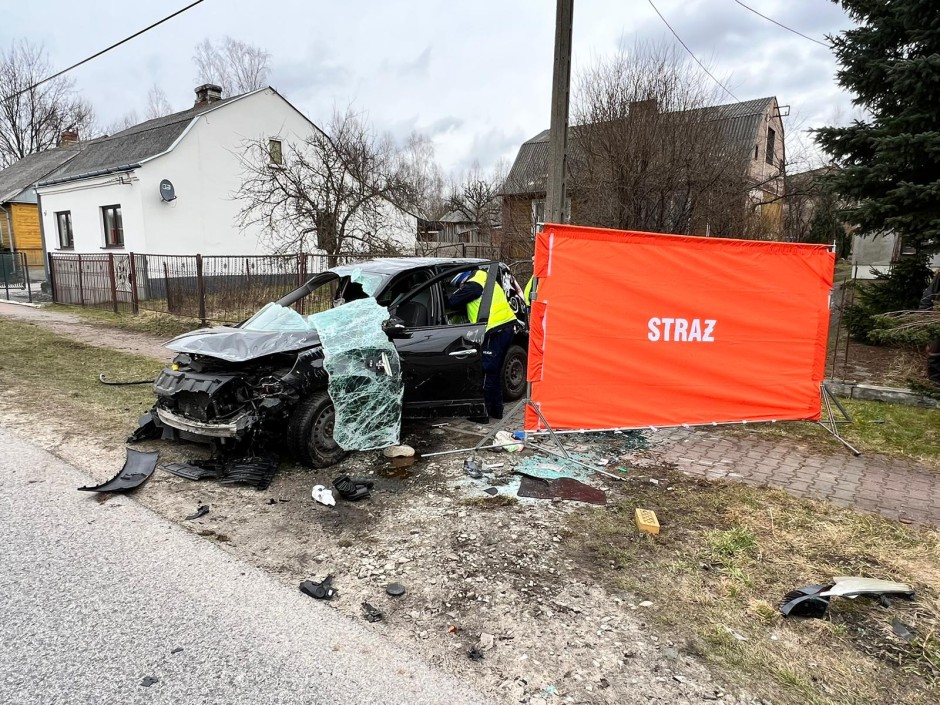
left=447, top=268, right=518, bottom=420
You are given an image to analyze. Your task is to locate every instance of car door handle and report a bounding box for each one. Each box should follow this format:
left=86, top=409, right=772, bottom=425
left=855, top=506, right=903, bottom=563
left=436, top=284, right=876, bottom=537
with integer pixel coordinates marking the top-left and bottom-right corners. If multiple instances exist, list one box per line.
left=449, top=349, right=477, bottom=357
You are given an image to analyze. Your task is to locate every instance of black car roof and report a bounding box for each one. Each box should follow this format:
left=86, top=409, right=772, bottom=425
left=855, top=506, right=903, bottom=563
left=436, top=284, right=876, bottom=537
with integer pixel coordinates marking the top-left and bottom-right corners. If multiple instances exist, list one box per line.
left=331, top=257, right=488, bottom=277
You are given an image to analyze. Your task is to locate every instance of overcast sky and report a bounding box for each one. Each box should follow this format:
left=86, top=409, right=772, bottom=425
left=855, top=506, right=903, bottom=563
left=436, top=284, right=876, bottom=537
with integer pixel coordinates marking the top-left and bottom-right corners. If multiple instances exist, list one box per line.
left=2, top=0, right=858, bottom=175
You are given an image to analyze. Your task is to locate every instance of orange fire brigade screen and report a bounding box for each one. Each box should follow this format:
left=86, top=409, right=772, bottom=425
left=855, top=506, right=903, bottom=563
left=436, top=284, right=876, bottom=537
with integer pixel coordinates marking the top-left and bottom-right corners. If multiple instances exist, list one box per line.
left=525, top=224, right=834, bottom=431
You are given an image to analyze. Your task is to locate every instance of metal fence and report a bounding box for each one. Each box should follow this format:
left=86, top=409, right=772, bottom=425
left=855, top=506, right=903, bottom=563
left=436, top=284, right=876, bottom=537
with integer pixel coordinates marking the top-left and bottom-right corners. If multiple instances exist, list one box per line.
left=0, top=251, right=32, bottom=302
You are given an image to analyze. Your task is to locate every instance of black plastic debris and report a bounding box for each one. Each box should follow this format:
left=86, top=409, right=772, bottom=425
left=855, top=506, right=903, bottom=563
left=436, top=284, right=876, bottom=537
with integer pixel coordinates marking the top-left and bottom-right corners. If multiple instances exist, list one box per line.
left=185, top=505, right=210, bottom=521
left=219, top=455, right=279, bottom=490
left=162, top=461, right=222, bottom=481
left=299, top=575, right=335, bottom=600
left=467, top=647, right=484, bottom=661
left=892, top=617, right=915, bottom=642
left=464, top=458, right=483, bottom=479
left=779, top=585, right=830, bottom=618
left=170, top=647, right=184, bottom=655
left=386, top=582, right=406, bottom=597
left=517, top=475, right=607, bottom=505
left=140, top=676, right=159, bottom=688
left=78, top=449, right=159, bottom=493
left=362, top=601, right=383, bottom=622
left=483, top=487, right=499, bottom=496
left=332, top=475, right=374, bottom=501
left=126, top=411, right=161, bottom=443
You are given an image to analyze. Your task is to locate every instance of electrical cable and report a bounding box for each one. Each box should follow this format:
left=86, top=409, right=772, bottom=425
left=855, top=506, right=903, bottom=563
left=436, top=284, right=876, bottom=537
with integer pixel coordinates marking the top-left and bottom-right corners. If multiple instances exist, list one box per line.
left=646, top=0, right=740, bottom=103
left=732, top=0, right=829, bottom=48
left=1, top=1, right=207, bottom=103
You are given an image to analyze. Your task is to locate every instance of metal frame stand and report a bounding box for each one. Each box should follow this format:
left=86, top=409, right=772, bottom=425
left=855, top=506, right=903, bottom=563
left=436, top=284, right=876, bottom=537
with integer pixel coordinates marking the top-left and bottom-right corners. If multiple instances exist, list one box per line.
left=816, top=383, right=861, bottom=456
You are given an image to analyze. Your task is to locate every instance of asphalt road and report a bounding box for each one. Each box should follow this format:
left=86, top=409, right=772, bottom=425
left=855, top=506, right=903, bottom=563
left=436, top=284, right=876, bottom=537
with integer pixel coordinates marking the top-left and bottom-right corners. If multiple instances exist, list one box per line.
left=0, top=427, right=491, bottom=705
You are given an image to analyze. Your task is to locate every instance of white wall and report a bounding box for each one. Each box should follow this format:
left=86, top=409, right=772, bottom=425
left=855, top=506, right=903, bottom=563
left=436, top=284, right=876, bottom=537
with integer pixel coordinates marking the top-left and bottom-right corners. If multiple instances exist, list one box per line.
left=40, top=173, right=145, bottom=254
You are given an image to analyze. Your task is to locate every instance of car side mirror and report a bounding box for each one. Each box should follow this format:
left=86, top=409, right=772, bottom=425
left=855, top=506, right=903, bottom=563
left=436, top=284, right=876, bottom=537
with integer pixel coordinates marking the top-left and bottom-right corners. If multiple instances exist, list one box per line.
left=382, top=316, right=412, bottom=340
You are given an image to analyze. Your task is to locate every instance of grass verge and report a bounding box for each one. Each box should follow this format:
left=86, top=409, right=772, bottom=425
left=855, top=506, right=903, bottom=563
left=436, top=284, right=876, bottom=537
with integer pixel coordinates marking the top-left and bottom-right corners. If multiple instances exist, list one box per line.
left=570, top=470, right=940, bottom=705
left=738, top=398, right=940, bottom=468
left=45, top=304, right=198, bottom=339
left=0, top=318, right=161, bottom=434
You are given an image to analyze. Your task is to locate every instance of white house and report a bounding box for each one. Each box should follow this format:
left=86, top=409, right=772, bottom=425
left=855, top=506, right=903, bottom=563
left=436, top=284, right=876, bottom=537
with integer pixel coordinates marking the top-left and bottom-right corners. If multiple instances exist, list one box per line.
left=37, top=85, right=417, bottom=257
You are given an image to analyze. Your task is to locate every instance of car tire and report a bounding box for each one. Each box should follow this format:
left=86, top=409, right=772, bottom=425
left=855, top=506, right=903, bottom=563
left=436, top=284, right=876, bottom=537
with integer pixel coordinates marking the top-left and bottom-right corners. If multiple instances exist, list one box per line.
left=502, top=344, right=528, bottom=402
left=287, top=389, right=349, bottom=468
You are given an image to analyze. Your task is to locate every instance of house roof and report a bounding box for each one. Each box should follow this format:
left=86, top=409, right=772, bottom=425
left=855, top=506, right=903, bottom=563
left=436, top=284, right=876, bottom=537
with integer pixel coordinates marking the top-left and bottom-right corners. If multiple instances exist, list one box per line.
left=39, top=91, right=257, bottom=186
left=0, top=146, right=82, bottom=204
left=503, top=96, right=777, bottom=196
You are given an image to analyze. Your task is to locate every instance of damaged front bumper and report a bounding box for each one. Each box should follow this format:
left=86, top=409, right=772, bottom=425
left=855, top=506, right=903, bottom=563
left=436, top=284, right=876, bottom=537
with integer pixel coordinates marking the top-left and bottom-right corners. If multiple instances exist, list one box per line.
left=155, top=406, right=256, bottom=438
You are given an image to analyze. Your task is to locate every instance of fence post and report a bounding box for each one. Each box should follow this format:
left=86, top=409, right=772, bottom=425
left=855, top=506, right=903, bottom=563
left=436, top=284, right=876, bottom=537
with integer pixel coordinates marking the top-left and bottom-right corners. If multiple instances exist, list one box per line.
left=195, top=253, right=207, bottom=325
left=47, top=251, right=57, bottom=303
left=107, top=252, right=119, bottom=313
left=22, top=253, right=32, bottom=304
left=163, top=262, right=173, bottom=313
left=128, top=252, right=139, bottom=314
left=1, top=252, right=8, bottom=300
left=77, top=253, right=85, bottom=307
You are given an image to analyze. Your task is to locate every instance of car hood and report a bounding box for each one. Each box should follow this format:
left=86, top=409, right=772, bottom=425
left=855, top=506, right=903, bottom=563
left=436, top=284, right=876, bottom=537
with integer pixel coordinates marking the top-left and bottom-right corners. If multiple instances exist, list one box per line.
left=165, top=327, right=322, bottom=363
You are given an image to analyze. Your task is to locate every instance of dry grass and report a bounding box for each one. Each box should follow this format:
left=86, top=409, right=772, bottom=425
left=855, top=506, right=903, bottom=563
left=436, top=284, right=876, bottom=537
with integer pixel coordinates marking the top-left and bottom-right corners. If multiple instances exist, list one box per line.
left=45, top=304, right=198, bottom=339
left=0, top=318, right=159, bottom=434
left=570, top=469, right=940, bottom=705
left=737, top=398, right=940, bottom=468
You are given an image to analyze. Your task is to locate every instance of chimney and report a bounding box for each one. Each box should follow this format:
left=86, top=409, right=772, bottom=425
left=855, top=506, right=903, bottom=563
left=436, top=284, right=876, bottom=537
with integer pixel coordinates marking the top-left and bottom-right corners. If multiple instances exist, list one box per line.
left=58, top=128, right=79, bottom=146
left=629, top=98, right=658, bottom=119
left=194, top=83, right=223, bottom=108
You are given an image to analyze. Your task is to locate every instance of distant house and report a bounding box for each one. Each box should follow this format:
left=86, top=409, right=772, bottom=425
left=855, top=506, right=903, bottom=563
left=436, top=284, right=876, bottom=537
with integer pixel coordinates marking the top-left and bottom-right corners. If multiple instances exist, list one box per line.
left=36, top=85, right=416, bottom=258
left=502, top=96, right=787, bottom=246
left=416, top=209, right=501, bottom=258
left=0, top=140, right=81, bottom=266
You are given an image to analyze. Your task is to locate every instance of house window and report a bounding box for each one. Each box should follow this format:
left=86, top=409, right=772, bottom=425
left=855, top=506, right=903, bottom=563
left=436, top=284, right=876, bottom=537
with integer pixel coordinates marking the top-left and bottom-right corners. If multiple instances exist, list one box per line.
left=765, top=127, right=776, bottom=165
left=102, top=205, right=124, bottom=247
left=269, top=139, right=283, bottom=165
left=55, top=211, right=73, bottom=249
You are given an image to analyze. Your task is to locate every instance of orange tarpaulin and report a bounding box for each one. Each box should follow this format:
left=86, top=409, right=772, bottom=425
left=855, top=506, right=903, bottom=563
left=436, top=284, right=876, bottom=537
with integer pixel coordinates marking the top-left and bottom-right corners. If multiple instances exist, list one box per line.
left=525, top=224, right=834, bottom=431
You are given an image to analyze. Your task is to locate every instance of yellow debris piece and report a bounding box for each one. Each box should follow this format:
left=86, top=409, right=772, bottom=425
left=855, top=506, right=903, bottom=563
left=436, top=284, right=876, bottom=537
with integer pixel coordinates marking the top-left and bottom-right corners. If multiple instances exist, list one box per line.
left=635, top=508, right=660, bottom=535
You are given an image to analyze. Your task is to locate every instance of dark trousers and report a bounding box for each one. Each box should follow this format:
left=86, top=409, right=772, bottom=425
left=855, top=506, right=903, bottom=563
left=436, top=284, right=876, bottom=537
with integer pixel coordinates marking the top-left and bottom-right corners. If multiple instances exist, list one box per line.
left=481, top=325, right=514, bottom=419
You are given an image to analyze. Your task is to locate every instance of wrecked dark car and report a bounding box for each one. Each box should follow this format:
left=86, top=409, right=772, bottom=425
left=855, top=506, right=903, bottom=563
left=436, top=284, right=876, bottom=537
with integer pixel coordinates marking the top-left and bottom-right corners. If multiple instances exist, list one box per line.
left=148, top=258, right=529, bottom=468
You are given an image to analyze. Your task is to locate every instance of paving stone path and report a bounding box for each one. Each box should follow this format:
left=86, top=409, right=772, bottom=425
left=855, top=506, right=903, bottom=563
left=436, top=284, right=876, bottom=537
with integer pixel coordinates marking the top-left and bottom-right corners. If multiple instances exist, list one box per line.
left=649, top=427, right=940, bottom=526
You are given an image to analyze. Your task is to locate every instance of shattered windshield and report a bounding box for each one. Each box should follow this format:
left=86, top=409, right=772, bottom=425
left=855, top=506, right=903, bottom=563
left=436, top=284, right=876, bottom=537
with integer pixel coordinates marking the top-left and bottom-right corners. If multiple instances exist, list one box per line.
left=241, top=302, right=315, bottom=332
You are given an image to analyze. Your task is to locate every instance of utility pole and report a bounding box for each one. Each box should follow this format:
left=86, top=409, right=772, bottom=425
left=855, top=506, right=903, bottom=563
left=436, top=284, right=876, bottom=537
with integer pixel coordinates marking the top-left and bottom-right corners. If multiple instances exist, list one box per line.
left=545, top=0, right=573, bottom=225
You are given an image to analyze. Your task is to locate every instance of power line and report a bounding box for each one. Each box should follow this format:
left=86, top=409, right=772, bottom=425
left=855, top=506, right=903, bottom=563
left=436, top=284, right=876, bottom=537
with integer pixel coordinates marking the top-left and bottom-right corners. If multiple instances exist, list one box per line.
left=647, top=0, right=740, bottom=103
left=733, top=0, right=829, bottom=48
left=2, top=0, right=207, bottom=102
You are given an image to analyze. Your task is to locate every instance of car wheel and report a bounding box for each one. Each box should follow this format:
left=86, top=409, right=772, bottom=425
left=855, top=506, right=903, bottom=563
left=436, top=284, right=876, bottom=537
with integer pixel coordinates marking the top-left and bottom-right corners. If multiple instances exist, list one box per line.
left=502, top=344, right=527, bottom=402
left=287, top=390, right=349, bottom=468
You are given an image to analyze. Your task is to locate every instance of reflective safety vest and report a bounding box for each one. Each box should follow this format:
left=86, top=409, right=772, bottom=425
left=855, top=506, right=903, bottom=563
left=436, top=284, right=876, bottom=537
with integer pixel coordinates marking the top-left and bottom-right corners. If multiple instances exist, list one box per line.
left=466, top=270, right=518, bottom=331
left=523, top=277, right=533, bottom=304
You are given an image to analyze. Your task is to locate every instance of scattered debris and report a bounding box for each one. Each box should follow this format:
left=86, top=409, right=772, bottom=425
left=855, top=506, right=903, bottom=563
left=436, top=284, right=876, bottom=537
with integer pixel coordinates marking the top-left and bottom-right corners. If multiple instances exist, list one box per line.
left=332, top=475, right=373, bottom=501
left=170, top=647, right=183, bottom=655
left=362, top=601, right=383, bottom=622
left=185, top=505, right=209, bottom=521
left=494, top=430, right=524, bottom=452
left=722, top=625, right=748, bottom=641
left=635, top=508, right=660, bottom=535
left=162, top=462, right=221, bottom=481
left=140, top=676, right=159, bottom=688
left=311, top=485, right=336, bottom=506
left=383, top=445, right=415, bottom=458
left=299, top=575, right=335, bottom=600
left=464, top=458, right=483, bottom=479
left=78, top=449, right=158, bottom=493
left=386, top=582, right=406, bottom=597
left=779, top=577, right=915, bottom=618
left=517, top=475, right=607, bottom=505
left=483, top=487, right=499, bottom=496
left=218, top=455, right=278, bottom=490
left=467, top=647, right=484, bottom=661
left=479, top=632, right=495, bottom=651
left=448, top=625, right=459, bottom=634
left=639, top=600, right=654, bottom=608
left=126, top=411, right=161, bottom=443
left=892, top=617, right=915, bottom=642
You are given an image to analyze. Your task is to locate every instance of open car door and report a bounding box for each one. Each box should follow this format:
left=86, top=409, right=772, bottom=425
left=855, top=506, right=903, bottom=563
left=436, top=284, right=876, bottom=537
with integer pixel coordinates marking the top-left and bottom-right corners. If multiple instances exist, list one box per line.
left=386, top=263, right=501, bottom=419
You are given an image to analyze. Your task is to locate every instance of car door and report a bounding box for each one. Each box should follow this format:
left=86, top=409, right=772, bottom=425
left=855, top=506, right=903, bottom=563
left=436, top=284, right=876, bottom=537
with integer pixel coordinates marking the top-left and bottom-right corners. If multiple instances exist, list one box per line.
left=390, top=272, right=491, bottom=419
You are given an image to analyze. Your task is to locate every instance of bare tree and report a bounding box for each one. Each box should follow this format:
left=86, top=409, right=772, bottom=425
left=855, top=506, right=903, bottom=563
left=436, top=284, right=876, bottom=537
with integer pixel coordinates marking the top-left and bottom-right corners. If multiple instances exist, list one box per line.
left=399, top=131, right=446, bottom=219
left=193, top=37, right=271, bottom=96
left=145, top=84, right=173, bottom=119
left=570, top=43, right=768, bottom=239
left=0, top=40, right=95, bottom=166
left=235, top=108, right=414, bottom=261
left=104, top=109, right=139, bottom=135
